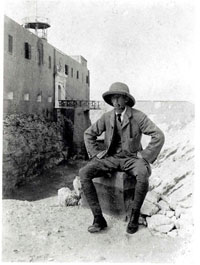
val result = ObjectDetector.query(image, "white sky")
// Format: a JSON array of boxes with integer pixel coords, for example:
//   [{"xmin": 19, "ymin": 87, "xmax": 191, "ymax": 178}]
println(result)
[{"xmin": 3, "ymin": 0, "xmax": 197, "ymax": 102}]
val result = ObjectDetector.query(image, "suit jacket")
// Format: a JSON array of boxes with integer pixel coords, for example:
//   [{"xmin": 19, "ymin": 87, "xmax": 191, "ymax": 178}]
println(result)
[{"xmin": 84, "ymin": 106, "xmax": 165, "ymax": 164}]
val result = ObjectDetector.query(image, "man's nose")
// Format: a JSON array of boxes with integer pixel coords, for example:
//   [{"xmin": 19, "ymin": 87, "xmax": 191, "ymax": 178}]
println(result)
[{"xmin": 113, "ymin": 98, "xmax": 119, "ymax": 105}]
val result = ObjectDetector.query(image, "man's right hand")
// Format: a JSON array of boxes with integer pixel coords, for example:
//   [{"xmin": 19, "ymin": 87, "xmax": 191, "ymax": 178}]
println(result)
[{"xmin": 96, "ymin": 150, "xmax": 108, "ymax": 159}]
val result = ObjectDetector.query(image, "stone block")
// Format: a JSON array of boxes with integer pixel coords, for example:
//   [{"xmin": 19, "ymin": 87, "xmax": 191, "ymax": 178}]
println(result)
[
  {"xmin": 146, "ymin": 214, "xmax": 175, "ymax": 234},
  {"xmin": 140, "ymin": 200, "xmax": 160, "ymax": 216},
  {"xmin": 158, "ymin": 199, "xmax": 170, "ymax": 211},
  {"xmin": 166, "ymin": 210, "xmax": 175, "ymax": 218},
  {"xmin": 167, "ymin": 229, "xmax": 178, "ymax": 238},
  {"xmin": 145, "ymin": 190, "xmax": 161, "ymax": 204},
  {"xmin": 81, "ymin": 172, "xmax": 136, "ymax": 218}
]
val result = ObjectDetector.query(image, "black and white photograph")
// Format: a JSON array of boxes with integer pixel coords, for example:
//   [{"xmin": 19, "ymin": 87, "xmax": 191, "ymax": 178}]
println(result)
[{"xmin": 1, "ymin": 0, "xmax": 199, "ymax": 263}]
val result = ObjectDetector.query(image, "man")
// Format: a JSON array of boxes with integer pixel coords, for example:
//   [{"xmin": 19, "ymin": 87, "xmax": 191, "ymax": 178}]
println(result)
[{"xmin": 79, "ymin": 82, "xmax": 165, "ymax": 234}]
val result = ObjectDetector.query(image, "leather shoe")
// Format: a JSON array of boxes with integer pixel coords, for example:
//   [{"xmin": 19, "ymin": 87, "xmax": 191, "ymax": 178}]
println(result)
[
  {"xmin": 88, "ymin": 215, "xmax": 107, "ymax": 233},
  {"xmin": 126, "ymin": 209, "xmax": 140, "ymax": 234}
]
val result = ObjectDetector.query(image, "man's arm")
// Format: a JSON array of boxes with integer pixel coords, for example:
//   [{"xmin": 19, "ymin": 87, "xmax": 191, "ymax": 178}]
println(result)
[
  {"xmin": 135, "ymin": 111, "xmax": 165, "ymax": 164},
  {"xmin": 84, "ymin": 114, "xmax": 106, "ymax": 159}
]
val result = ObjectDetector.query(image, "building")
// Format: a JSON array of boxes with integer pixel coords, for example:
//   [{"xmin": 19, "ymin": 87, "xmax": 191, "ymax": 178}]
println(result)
[{"xmin": 4, "ymin": 15, "xmax": 94, "ymax": 155}]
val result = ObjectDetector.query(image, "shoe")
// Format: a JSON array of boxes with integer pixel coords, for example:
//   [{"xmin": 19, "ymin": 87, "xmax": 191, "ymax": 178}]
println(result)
[
  {"xmin": 126, "ymin": 209, "xmax": 140, "ymax": 234},
  {"xmin": 88, "ymin": 215, "xmax": 107, "ymax": 233}
]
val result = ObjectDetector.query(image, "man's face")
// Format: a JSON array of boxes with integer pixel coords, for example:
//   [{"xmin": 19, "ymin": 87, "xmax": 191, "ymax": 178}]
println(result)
[{"xmin": 111, "ymin": 95, "xmax": 128, "ymax": 113}]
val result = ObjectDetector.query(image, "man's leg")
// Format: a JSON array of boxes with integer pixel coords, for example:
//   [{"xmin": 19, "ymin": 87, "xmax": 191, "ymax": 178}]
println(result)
[
  {"xmin": 79, "ymin": 157, "xmax": 119, "ymax": 232},
  {"xmin": 124, "ymin": 157, "xmax": 151, "ymax": 233}
]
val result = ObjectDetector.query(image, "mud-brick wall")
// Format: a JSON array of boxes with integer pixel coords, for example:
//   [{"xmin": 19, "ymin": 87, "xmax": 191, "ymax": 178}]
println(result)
[{"xmin": 3, "ymin": 113, "xmax": 70, "ymax": 196}]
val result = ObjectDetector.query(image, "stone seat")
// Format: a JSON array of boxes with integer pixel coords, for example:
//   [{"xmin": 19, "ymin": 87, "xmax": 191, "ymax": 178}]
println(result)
[{"xmin": 81, "ymin": 171, "xmax": 136, "ymax": 219}]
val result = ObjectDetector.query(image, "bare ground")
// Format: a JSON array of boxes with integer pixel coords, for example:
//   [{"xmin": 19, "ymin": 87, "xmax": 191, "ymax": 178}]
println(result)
[{"xmin": 2, "ymin": 160, "xmax": 193, "ymax": 263}]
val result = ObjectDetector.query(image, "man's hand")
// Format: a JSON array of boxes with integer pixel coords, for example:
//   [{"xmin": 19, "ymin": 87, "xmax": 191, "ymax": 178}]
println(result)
[
  {"xmin": 137, "ymin": 151, "xmax": 143, "ymax": 159},
  {"xmin": 96, "ymin": 150, "xmax": 108, "ymax": 159}
]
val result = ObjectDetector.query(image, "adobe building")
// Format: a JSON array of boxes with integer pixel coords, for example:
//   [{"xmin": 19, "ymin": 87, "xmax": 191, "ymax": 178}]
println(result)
[{"xmin": 4, "ymin": 15, "xmax": 93, "ymax": 155}]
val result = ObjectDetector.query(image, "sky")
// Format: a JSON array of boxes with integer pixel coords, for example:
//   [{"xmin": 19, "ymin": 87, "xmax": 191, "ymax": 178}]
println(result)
[{"xmin": 3, "ymin": 0, "xmax": 197, "ymax": 102}]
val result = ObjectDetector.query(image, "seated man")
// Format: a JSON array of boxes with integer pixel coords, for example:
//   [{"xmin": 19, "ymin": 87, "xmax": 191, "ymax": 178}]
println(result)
[{"xmin": 79, "ymin": 82, "xmax": 165, "ymax": 234}]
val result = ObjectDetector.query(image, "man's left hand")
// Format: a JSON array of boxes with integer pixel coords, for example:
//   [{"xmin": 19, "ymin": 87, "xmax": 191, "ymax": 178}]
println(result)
[{"xmin": 137, "ymin": 152, "xmax": 143, "ymax": 159}]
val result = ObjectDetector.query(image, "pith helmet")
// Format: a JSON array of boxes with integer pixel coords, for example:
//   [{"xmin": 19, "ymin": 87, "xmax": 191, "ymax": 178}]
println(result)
[{"xmin": 102, "ymin": 82, "xmax": 136, "ymax": 107}]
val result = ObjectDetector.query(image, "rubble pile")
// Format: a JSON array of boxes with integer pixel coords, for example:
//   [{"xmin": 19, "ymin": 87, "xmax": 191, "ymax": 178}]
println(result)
[
  {"xmin": 57, "ymin": 176, "xmax": 82, "ymax": 206},
  {"xmin": 3, "ymin": 114, "xmax": 68, "ymax": 196},
  {"xmin": 58, "ymin": 187, "xmax": 80, "ymax": 206},
  {"xmin": 141, "ymin": 120, "xmax": 194, "ymax": 237}
]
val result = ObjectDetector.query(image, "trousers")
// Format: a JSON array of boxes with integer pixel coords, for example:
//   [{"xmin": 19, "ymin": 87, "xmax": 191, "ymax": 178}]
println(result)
[{"xmin": 79, "ymin": 153, "xmax": 152, "ymax": 216}]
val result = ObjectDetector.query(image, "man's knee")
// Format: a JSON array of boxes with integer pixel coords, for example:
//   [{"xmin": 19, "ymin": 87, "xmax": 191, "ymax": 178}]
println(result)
[
  {"xmin": 79, "ymin": 163, "xmax": 97, "ymax": 183},
  {"xmin": 79, "ymin": 165, "xmax": 89, "ymax": 183},
  {"xmin": 129, "ymin": 160, "xmax": 151, "ymax": 182}
]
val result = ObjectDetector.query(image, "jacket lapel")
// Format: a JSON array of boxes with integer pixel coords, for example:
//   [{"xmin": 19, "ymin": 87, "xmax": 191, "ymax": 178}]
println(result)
[
  {"xmin": 122, "ymin": 106, "xmax": 132, "ymax": 129},
  {"xmin": 110, "ymin": 109, "xmax": 115, "ymax": 128}
]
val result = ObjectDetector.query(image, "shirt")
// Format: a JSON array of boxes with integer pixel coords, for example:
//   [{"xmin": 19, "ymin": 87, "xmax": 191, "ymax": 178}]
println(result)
[{"xmin": 115, "ymin": 107, "xmax": 127, "ymax": 123}]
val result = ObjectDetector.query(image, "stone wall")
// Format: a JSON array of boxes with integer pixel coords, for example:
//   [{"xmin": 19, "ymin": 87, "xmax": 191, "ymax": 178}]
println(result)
[{"xmin": 3, "ymin": 113, "xmax": 70, "ymax": 196}]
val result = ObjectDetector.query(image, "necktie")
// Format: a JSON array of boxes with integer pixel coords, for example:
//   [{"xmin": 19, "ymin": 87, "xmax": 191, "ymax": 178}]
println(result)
[{"xmin": 117, "ymin": 113, "xmax": 122, "ymax": 123}]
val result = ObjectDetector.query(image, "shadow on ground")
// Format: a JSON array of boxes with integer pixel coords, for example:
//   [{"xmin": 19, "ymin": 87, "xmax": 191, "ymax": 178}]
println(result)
[{"xmin": 3, "ymin": 160, "xmax": 87, "ymax": 202}]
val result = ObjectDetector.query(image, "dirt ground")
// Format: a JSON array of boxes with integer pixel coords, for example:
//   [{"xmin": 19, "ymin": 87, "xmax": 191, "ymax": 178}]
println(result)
[{"xmin": 2, "ymin": 160, "xmax": 194, "ymax": 263}]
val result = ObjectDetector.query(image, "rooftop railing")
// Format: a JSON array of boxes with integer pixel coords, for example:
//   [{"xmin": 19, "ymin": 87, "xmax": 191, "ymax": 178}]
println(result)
[{"xmin": 58, "ymin": 100, "xmax": 101, "ymax": 109}]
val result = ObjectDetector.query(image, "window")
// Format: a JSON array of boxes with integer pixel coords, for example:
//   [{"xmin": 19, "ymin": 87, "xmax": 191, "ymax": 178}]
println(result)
[
  {"xmin": 8, "ymin": 35, "xmax": 13, "ymax": 54},
  {"xmin": 7, "ymin": 92, "xmax": 13, "ymax": 100},
  {"xmin": 71, "ymin": 68, "xmax": 73, "ymax": 77},
  {"xmin": 38, "ymin": 41, "xmax": 44, "ymax": 65},
  {"xmin": 65, "ymin": 64, "xmax": 69, "ymax": 75},
  {"xmin": 86, "ymin": 71, "xmax": 90, "ymax": 85},
  {"xmin": 48, "ymin": 56, "xmax": 51, "ymax": 69},
  {"xmin": 37, "ymin": 94, "xmax": 42, "ymax": 102},
  {"xmin": 24, "ymin": 42, "xmax": 31, "ymax": 59},
  {"xmin": 58, "ymin": 85, "xmax": 62, "ymax": 100},
  {"xmin": 77, "ymin": 70, "xmax": 79, "ymax": 79},
  {"xmin": 24, "ymin": 93, "xmax": 29, "ymax": 101},
  {"xmin": 48, "ymin": 96, "xmax": 52, "ymax": 103}
]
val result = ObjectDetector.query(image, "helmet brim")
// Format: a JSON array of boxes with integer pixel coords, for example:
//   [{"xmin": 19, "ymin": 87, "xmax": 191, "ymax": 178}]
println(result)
[{"xmin": 102, "ymin": 91, "xmax": 135, "ymax": 107}]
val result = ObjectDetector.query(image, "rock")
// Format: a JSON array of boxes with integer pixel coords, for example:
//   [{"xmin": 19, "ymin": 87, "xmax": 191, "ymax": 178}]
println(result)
[
  {"xmin": 145, "ymin": 190, "xmax": 161, "ymax": 204},
  {"xmin": 73, "ymin": 176, "xmax": 82, "ymax": 197},
  {"xmin": 167, "ymin": 229, "xmax": 178, "ymax": 238},
  {"xmin": 166, "ymin": 210, "xmax": 175, "ymax": 218},
  {"xmin": 175, "ymin": 205, "xmax": 187, "ymax": 219},
  {"xmin": 149, "ymin": 176, "xmax": 162, "ymax": 190},
  {"xmin": 146, "ymin": 214, "xmax": 175, "ymax": 233},
  {"xmin": 171, "ymin": 216, "xmax": 176, "ymax": 222},
  {"xmin": 140, "ymin": 200, "xmax": 159, "ymax": 216},
  {"xmin": 153, "ymin": 157, "xmax": 193, "ymax": 198},
  {"xmin": 158, "ymin": 209, "xmax": 167, "ymax": 215},
  {"xmin": 157, "ymin": 200, "xmax": 170, "ymax": 211},
  {"xmin": 158, "ymin": 224, "xmax": 175, "ymax": 233},
  {"xmin": 174, "ymin": 219, "xmax": 180, "ymax": 229},
  {"xmin": 167, "ymin": 177, "xmax": 193, "ymax": 210},
  {"xmin": 179, "ymin": 196, "xmax": 193, "ymax": 209},
  {"xmin": 58, "ymin": 187, "xmax": 79, "ymax": 206}
]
